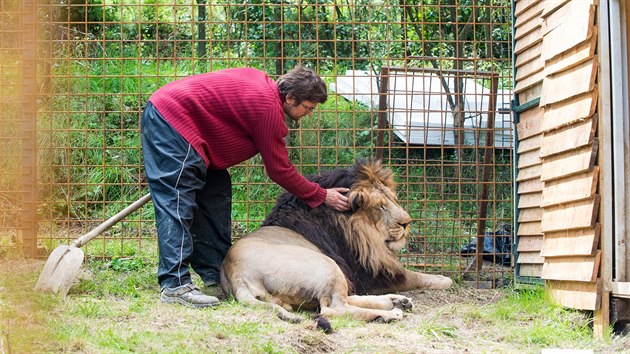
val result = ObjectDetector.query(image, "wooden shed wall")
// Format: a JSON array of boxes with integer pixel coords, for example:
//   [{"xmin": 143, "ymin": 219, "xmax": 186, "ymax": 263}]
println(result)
[{"xmin": 513, "ymin": 0, "xmax": 601, "ymax": 311}]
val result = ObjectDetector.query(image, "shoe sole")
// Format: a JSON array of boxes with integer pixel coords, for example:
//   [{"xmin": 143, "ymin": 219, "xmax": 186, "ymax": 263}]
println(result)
[{"xmin": 160, "ymin": 295, "xmax": 220, "ymax": 308}]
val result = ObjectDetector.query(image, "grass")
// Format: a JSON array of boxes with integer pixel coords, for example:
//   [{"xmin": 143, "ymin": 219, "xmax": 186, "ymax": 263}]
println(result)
[{"xmin": 1, "ymin": 253, "xmax": 626, "ymax": 353}]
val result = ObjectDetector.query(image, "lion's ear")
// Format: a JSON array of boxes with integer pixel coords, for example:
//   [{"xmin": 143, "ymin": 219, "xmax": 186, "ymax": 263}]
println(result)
[{"xmin": 348, "ymin": 190, "xmax": 363, "ymax": 211}]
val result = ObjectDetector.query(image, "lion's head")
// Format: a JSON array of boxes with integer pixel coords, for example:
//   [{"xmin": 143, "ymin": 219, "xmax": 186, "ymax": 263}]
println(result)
[
  {"xmin": 262, "ymin": 159, "xmax": 414, "ymax": 294},
  {"xmin": 345, "ymin": 160, "xmax": 412, "ymax": 278}
]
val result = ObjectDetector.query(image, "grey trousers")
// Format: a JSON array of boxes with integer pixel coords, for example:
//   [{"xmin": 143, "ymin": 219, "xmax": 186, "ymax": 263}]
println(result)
[{"xmin": 141, "ymin": 102, "xmax": 232, "ymax": 289}]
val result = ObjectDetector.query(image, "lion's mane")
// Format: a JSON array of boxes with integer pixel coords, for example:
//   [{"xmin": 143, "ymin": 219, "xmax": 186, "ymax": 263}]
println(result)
[{"xmin": 262, "ymin": 159, "xmax": 407, "ymax": 295}]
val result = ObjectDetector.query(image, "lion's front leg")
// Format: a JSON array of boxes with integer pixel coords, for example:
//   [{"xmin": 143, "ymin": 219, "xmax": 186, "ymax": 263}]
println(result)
[
  {"xmin": 399, "ymin": 269, "xmax": 453, "ymax": 291},
  {"xmin": 347, "ymin": 294, "xmax": 413, "ymax": 311}
]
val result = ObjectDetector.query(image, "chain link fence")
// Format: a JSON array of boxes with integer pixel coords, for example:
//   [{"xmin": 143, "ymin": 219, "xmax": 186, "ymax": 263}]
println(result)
[{"xmin": 1, "ymin": 0, "xmax": 513, "ymax": 287}]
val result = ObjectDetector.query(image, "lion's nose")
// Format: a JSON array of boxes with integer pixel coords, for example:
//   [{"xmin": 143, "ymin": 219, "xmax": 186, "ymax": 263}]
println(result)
[{"xmin": 399, "ymin": 222, "xmax": 409, "ymax": 229}]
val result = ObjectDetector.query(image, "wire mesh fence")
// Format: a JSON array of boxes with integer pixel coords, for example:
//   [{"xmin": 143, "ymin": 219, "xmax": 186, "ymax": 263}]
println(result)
[{"xmin": 1, "ymin": 0, "xmax": 513, "ymax": 287}]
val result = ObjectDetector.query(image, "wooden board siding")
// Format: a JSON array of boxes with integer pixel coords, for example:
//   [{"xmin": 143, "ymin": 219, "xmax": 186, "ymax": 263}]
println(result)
[
  {"xmin": 539, "ymin": 116, "xmax": 597, "ymax": 157},
  {"xmin": 541, "ymin": 224, "xmax": 600, "ymax": 257},
  {"xmin": 517, "ymin": 133, "xmax": 543, "ymax": 154},
  {"xmin": 539, "ymin": 141, "xmax": 598, "ymax": 181},
  {"xmin": 517, "ymin": 106, "xmax": 543, "ymax": 139},
  {"xmin": 541, "ymin": 196, "xmax": 600, "ymax": 233},
  {"xmin": 542, "ymin": 251, "xmax": 601, "ymax": 282},
  {"xmin": 514, "ymin": 0, "xmax": 601, "ymax": 312},
  {"xmin": 539, "ymin": 57, "xmax": 598, "ymax": 106},
  {"xmin": 540, "ymin": 167, "xmax": 599, "ymax": 207},
  {"xmin": 540, "ymin": 0, "xmax": 597, "ymax": 62},
  {"xmin": 514, "ymin": 0, "xmax": 547, "ymax": 281},
  {"xmin": 547, "ymin": 279, "xmax": 601, "ymax": 311},
  {"xmin": 541, "ymin": 90, "xmax": 598, "ymax": 132},
  {"xmin": 543, "ymin": 29, "xmax": 597, "ymax": 77}
]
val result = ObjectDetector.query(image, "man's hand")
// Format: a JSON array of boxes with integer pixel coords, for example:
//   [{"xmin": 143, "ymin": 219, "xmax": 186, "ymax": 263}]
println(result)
[{"xmin": 324, "ymin": 187, "xmax": 350, "ymax": 211}]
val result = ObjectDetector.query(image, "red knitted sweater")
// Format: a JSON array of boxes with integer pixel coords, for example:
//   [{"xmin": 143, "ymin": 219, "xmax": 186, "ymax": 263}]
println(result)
[{"xmin": 149, "ymin": 68, "xmax": 327, "ymax": 208}]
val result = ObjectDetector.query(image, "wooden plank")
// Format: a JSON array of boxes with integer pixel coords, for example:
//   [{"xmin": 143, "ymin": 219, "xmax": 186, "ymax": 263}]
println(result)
[
  {"xmin": 541, "ymin": 167, "xmax": 599, "ymax": 207},
  {"xmin": 540, "ymin": 58, "xmax": 597, "ymax": 106},
  {"xmin": 541, "ymin": 90, "xmax": 598, "ymax": 131},
  {"xmin": 518, "ymin": 178, "xmax": 544, "ymax": 194},
  {"xmin": 518, "ymin": 148, "xmax": 541, "ymax": 169},
  {"xmin": 612, "ymin": 282, "xmax": 630, "ymax": 298},
  {"xmin": 515, "ymin": 0, "xmax": 545, "ymax": 27},
  {"xmin": 516, "ymin": 236, "xmax": 542, "ymax": 252},
  {"xmin": 518, "ymin": 207, "xmax": 543, "ymax": 223},
  {"xmin": 516, "ymin": 55, "xmax": 543, "ymax": 81},
  {"xmin": 517, "ymin": 133, "xmax": 543, "ymax": 154},
  {"xmin": 518, "ymin": 251, "xmax": 544, "ymax": 264},
  {"xmin": 543, "ymin": 29, "xmax": 597, "ymax": 77},
  {"xmin": 541, "ymin": 2, "xmax": 596, "ymax": 62},
  {"xmin": 541, "ymin": 224, "xmax": 600, "ymax": 257},
  {"xmin": 517, "ymin": 164, "xmax": 542, "ymax": 182},
  {"xmin": 540, "ymin": 116, "xmax": 597, "ymax": 157},
  {"xmin": 519, "ymin": 263, "xmax": 542, "ymax": 277},
  {"xmin": 542, "ymin": 250, "xmax": 601, "ymax": 282},
  {"xmin": 516, "ymin": 41, "xmax": 542, "ymax": 67},
  {"xmin": 515, "ymin": 27, "xmax": 543, "ymax": 55},
  {"xmin": 516, "ymin": 235, "xmax": 543, "ymax": 252},
  {"xmin": 541, "ymin": 0, "xmax": 595, "ymax": 33},
  {"xmin": 541, "ymin": 0, "xmax": 572, "ymax": 18},
  {"xmin": 514, "ymin": 68, "xmax": 545, "ymax": 94},
  {"xmin": 515, "ymin": 14, "xmax": 542, "ymax": 41},
  {"xmin": 518, "ymin": 192, "xmax": 542, "ymax": 209},
  {"xmin": 541, "ymin": 1, "xmax": 570, "ymax": 33},
  {"xmin": 541, "ymin": 195, "xmax": 600, "ymax": 233},
  {"xmin": 540, "ymin": 141, "xmax": 597, "ymax": 182},
  {"xmin": 515, "ymin": 0, "xmax": 542, "ymax": 17},
  {"xmin": 594, "ymin": 291, "xmax": 609, "ymax": 338},
  {"xmin": 547, "ymin": 279, "xmax": 600, "ymax": 311},
  {"xmin": 516, "ymin": 106, "xmax": 543, "ymax": 139},
  {"xmin": 517, "ymin": 84, "xmax": 543, "ymax": 106},
  {"xmin": 517, "ymin": 221, "xmax": 542, "ymax": 236}
]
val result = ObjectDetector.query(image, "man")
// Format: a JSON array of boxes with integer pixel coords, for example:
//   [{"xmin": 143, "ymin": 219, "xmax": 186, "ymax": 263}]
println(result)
[{"xmin": 141, "ymin": 66, "xmax": 350, "ymax": 308}]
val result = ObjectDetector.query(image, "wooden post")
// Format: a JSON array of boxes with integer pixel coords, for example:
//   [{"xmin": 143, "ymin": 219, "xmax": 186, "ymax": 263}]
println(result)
[
  {"xmin": 475, "ymin": 74, "xmax": 498, "ymax": 271},
  {"xmin": 21, "ymin": 0, "xmax": 39, "ymax": 256},
  {"xmin": 376, "ymin": 67, "xmax": 390, "ymax": 161}
]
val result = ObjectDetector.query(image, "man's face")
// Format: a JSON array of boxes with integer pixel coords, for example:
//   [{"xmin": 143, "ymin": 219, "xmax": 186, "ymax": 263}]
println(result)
[{"xmin": 283, "ymin": 97, "xmax": 317, "ymax": 121}]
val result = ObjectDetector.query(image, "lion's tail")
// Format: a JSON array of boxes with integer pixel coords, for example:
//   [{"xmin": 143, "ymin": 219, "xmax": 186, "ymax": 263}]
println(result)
[{"xmin": 312, "ymin": 315, "xmax": 333, "ymax": 334}]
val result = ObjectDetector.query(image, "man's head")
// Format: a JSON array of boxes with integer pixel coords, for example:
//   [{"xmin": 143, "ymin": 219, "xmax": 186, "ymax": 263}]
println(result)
[{"xmin": 277, "ymin": 66, "xmax": 327, "ymax": 120}]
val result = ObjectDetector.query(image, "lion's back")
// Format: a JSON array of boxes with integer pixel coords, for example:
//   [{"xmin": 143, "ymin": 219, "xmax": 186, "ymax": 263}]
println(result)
[{"xmin": 238, "ymin": 226, "xmax": 321, "ymax": 251}]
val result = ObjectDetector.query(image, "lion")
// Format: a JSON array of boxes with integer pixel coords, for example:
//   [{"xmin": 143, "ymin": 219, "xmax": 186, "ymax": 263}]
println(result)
[{"xmin": 220, "ymin": 159, "xmax": 452, "ymax": 328}]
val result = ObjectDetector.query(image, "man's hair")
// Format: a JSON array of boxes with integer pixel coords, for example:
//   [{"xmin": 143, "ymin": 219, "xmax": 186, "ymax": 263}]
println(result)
[{"xmin": 277, "ymin": 66, "xmax": 327, "ymax": 104}]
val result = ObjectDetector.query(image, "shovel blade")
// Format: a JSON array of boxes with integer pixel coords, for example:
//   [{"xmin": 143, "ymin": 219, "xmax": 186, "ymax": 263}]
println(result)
[{"xmin": 34, "ymin": 245, "xmax": 85, "ymax": 297}]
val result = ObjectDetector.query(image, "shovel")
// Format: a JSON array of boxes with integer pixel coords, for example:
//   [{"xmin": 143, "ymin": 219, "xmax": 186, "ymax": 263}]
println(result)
[{"xmin": 34, "ymin": 193, "xmax": 152, "ymax": 296}]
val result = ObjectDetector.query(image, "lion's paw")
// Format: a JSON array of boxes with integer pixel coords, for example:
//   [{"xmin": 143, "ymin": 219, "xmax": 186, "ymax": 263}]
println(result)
[
  {"xmin": 392, "ymin": 296, "xmax": 413, "ymax": 311},
  {"xmin": 386, "ymin": 294, "xmax": 413, "ymax": 311},
  {"xmin": 373, "ymin": 308, "xmax": 404, "ymax": 323},
  {"xmin": 390, "ymin": 308, "xmax": 404, "ymax": 321}
]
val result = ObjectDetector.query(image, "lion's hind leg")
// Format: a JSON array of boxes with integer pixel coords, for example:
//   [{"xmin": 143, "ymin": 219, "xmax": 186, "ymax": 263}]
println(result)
[
  {"xmin": 231, "ymin": 281, "xmax": 304, "ymax": 324},
  {"xmin": 347, "ymin": 294, "xmax": 413, "ymax": 311}
]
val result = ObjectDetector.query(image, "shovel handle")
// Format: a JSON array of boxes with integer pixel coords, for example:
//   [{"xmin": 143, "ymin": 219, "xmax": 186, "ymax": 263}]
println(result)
[{"xmin": 73, "ymin": 193, "xmax": 153, "ymax": 248}]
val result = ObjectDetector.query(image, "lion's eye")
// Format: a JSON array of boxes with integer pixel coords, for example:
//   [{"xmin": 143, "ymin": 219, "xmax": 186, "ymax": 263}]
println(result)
[{"xmin": 379, "ymin": 204, "xmax": 387, "ymax": 211}]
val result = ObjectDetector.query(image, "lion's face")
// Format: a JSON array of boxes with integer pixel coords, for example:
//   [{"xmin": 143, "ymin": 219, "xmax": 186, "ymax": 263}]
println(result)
[
  {"xmin": 350, "ymin": 184, "xmax": 412, "ymax": 252},
  {"xmin": 346, "ymin": 171, "xmax": 413, "ymax": 276}
]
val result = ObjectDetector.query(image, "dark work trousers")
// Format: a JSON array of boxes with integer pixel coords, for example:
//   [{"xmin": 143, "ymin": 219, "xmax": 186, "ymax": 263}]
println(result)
[{"xmin": 141, "ymin": 102, "xmax": 232, "ymax": 289}]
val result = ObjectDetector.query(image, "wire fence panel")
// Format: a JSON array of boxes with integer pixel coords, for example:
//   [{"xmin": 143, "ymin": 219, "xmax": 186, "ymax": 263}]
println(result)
[{"xmin": 1, "ymin": 1, "xmax": 513, "ymax": 287}]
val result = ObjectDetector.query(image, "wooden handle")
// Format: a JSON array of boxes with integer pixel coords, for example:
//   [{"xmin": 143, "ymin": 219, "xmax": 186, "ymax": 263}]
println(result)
[{"xmin": 73, "ymin": 193, "xmax": 152, "ymax": 248}]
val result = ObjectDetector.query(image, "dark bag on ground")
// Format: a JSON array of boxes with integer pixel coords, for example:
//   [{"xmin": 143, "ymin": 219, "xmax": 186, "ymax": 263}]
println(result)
[{"xmin": 460, "ymin": 226, "xmax": 512, "ymax": 266}]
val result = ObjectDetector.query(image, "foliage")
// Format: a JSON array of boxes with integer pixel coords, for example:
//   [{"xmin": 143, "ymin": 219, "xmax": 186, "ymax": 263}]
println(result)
[{"xmin": 37, "ymin": 1, "xmax": 513, "ymax": 271}]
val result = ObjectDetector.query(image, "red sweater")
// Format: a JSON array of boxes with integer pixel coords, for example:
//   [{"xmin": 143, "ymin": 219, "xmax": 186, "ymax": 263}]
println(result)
[{"xmin": 149, "ymin": 68, "xmax": 327, "ymax": 208}]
